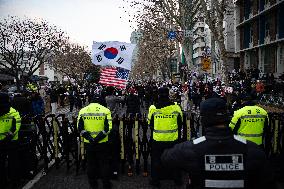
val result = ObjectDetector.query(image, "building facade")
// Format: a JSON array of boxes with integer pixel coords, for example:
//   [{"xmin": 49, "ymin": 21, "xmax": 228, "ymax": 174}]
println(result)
[
  {"xmin": 235, "ymin": 0, "xmax": 284, "ymax": 77},
  {"xmin": 130, "ymin": 30, "xmax": 142, "ymax": 66},
  {"xmin": 209, "ymin": 0, "xmax": 240, "ymax": 76},
  {"xmin": 193, "ymin": 17, "xmax": 206, "ymax": 67}
]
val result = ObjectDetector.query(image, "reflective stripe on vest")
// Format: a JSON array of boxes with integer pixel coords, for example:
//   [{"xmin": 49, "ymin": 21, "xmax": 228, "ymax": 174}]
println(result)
[
  {"xmin": 238, "ymin": 133, "xmax": 263, "ymax": 137},
  {"xmin": 205, "ymin": 179, "xmax": 244, "ymax": 188},
  {"xmin": 90, "ymin": 131, "xmax": 102, "ymax": 135},
  {"xmin": 240, "ymin": 115, "xmax": 267, "ymax": 119},
  {"xmin": 81, "ymin": 113, "xmax": 106, "ymax": 116},
  {"xmin": 172, "ymin": 111, "xmax": 181, "ymax": 115},
  {"xmin": 153, "ymin": 128, "xmax": 178, "ymax": 133}
]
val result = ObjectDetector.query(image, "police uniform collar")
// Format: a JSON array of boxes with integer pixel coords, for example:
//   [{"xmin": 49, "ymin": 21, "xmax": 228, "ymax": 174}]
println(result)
[{"xmin": 204, "ymin": 127, "xmax": 233, "ymax": 139}]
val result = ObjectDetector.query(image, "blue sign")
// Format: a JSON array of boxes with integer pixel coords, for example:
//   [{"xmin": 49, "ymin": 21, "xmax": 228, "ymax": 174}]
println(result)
[{"xmin": 168, "ymin": 31, "xmax": 176, "ymax": 40}]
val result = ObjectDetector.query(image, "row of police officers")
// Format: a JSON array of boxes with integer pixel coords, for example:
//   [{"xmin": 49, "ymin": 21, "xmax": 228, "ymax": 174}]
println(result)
[
  {"xmin": 76, "ymin": 87, "xmax": 274, "ymax": 189},
  {"xmin": 0, "ymin": 85, "xmax": 273, "ymax": 188}
]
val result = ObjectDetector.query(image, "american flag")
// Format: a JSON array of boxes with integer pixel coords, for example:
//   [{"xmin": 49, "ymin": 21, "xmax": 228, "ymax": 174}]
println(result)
[{"xmin": 99, "ymin": 67, "xmax": 130, "ymax": 89}]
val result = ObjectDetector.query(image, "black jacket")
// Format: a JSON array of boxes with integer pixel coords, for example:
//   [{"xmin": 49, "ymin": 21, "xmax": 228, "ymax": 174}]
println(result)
[
  {"xmin": 11, "ymin": 96, "xmax": 32, "ymax": 116},
  {"xmin": 161, "ymin": 127, "xmax": 275, "ymax": 189},
  {"xmin": 125, "ymin": 94, "xmax": 140, "ymax": 114}
]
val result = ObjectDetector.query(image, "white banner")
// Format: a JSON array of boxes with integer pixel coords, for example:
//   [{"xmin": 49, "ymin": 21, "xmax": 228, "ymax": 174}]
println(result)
[{"xmin": 92, "ymin": 41, "xmax": 136, "ymax": 70}]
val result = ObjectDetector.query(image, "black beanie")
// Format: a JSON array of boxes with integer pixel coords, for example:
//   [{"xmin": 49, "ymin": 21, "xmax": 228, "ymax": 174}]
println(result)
[
  {"xmin": 0, "ymin": 92, "xmax": 11, "ymax": 116},
  {"xmin": 200, "ymin": 98, "xmax": 227, "ymax": 127},
  {"xmin": 158, "ymin": 87, "xmax": 169, "ymax": 98}
]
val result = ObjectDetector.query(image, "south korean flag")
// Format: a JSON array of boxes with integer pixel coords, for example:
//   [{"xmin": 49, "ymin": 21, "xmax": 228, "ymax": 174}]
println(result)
[{"xmin": 92, "ymin": 41, "xmax": 136, "ymax": 71}]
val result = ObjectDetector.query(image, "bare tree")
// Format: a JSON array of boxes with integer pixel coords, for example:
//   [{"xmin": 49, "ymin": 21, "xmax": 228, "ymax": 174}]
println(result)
[
  {"xmin": 157, "ymin": 0, "xmax": 201, "ymax": 69},
  {"xmin": 51, "ymin": 42, "xmax": 93, "ymax": 85},
  {"xmin": 123, "ymin": 0, "xmax": 180, "ymax": 80},
  {"xmin": 0, "ymin": 16, "xmax": 67, "ymax": 89},
  {"xmin": 200, "ymin": 0, "xmax": 234, "ymax": 83}
]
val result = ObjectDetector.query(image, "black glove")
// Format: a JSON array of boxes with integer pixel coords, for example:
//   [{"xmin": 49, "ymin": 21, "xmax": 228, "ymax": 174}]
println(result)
[
  {"xmin": 82, "ymin": 131, "xmax": 96, "ymax": 143},
  {"xmin": 92, "ymin": 132, "xmax": 105, "ymax": 144},
  {"xmin": 3, "ymin": 132, "xmax": 14, "ymax": 142}
]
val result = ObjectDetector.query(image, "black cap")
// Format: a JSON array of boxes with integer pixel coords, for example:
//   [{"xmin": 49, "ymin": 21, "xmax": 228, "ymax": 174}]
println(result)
[
  {"xmin": 158, "ymin": 87, "xmax": 169, "ymax": 97},
  {"xmin": 0, "ymin": 92, "xmax": 10, "ymax": 115},
  {"xmin": 240, "ymin": 93, "xmax": 252, "ymax": 101},
  {"xmin": 106, "ymin": 86, "xmax": 115, "ymax": 95},
  {"xmin": 200, "ymin": 98, "xmax": 228, "ymax": 128},
  {"xmin": 0, "ymin": 92, "xmax": 9, "ymax": 104},
  {"xmin": 90, "ymin": 94, "xmax": 102, "ymax": 103},
  {"xmin": 200, "ymin": 98, "xmax": 227, "ymax": 116}
]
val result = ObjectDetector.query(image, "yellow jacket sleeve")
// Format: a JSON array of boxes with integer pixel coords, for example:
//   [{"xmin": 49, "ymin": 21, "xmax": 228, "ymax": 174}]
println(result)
[
  {"xmin": 229, "ymin": 110, "xmax": 241, "ymax": 130},
  {"xmin": 148, "ymin": 105, "xmax": 156, "ymax": 124},
  {"xmin": 11, "ymin": 108, "xmax": 21, "ymax": 140},
  {"xmin": 106, "ymin": 109, "xmax": 112, "ymax": 134}
]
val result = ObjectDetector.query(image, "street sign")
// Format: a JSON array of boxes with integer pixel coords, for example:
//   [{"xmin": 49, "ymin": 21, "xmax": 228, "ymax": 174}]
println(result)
[
  {"xmin": 184, "ymin": 30, "xmax": 193, "ymax": 38},
  {"xmin": 168, "ymin": 31, "xmax": 176, "ymax": 40},
  {"xmin": 202, "ymin": 58, "xmax": 211, "ymax": 71}
]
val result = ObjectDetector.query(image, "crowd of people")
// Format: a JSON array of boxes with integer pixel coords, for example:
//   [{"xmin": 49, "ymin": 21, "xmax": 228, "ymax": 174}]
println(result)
[{"xmin": 0, "ymin": 68, "xmax": 284, "ymax": 189}]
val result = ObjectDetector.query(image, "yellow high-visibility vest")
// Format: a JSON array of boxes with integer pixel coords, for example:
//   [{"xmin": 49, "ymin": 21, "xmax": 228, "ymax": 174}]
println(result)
[
  {"xmin": 148, "ymin": 103, "xmax": 182, "ymax": 142},
  {"xmin": 0, "ymin": 107, "xmax": 21, "ymax": 141},
  {"xmin": 77, "ymin": 103, "xmax": 112, "ymax": 143},
  {"xmin": 229, "ymin": 105, "xmax": 268, "ymax": 145}
]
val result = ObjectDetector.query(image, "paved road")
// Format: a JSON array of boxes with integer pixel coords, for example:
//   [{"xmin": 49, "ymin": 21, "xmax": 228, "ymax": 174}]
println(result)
[
  {"xmin": 22, "ymin": 103, "xmax": 284, "ymax": 189},
  {"xmin": 30, "ymin": 165, "xmax": 186, "ymax": 189},
  {"xmin": 25, "ymin": 103, "xmax": 189, "ymax": 189}
]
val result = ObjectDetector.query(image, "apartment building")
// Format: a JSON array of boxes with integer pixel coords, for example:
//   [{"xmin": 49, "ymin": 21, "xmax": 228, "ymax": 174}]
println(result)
[
  {"xmin": 130, "ymin": 30, "xmax": 142, "ymax": 66},
  {"xmin": 234, "ymin": 0, "xmax": 284, "ymax": 76},
  {"xmin": 193, "ymin": 17, "xmax": 206, "ymax": 67}
]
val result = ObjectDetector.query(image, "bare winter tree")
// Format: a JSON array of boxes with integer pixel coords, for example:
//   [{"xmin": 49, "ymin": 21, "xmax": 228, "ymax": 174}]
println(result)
[
  {"xmin": 200, "ymin": 0, "xmax": 235, "ymax": 83},
  {"xmin": 51, "ymin": 42, "xmax": 93, "ymax": 85},
  {"xmin": 123, "ymin": 0, "xmax": 178, "ymax": 80},
  {"xmin": 156, "ymin": 0, "xmax": 201, "ymax": 69},
  {"xmin": 0, "ymin": 16, "xmax": 67, "ymax": 89}
]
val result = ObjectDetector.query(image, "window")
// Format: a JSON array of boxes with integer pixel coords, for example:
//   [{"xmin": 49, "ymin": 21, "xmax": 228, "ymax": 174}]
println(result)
[
  {"xmin": 265, "ymin": 19, "xmax": 270, "ymax": 37},
  {"xmin": 263, "ymin": 46, "xmax": 275, "ymax": 73},
  {"xmin": 200, "ymin": 27, "xmax": 204, "ymax": 32}
]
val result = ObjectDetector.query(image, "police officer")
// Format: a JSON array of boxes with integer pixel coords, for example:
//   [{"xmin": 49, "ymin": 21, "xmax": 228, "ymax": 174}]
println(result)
[
  {"xmin": 148, "ymin": 87, "xmax": 183, "ymax": 187},
  {"xmin": 77, "ymin": 95, "xmax": 112, "ymax": 189},
  {"xmin": 229, "ymin": 94, "xmax": 269, "ymax": 146},
  {"xmin": 0, "ymin": 92, "xmax": 21, "ymax": 188},
  {"xmin": 161, "ymin": 98, "xmax": 274, "ymax": 189}
]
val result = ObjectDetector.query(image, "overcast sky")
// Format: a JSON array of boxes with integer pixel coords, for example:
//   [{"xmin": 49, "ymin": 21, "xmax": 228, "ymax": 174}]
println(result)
[{"xmin": 0, "ymin": 0, "xmax": 134, "ymax": 49}]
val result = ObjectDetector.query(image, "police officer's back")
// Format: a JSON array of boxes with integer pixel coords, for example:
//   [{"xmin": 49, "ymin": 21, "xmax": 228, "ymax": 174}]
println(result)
[
  {"xmin": 229, "ymin": 95, "xmax": 269, "ymax": 146},
  {"xmin": 148, "ymin": 87, "xmax": 183, "ymax": 187},
  {"xmin": 0, "ymin": 92, "xmax": 22, "ymax": 188},
  {"xmin": 77, "ymin": 95, "xmax": 112, "ymax": 189},
  {"xmin": 161, "ymin": 98, "xmax": 274, "ymax": 189}
]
